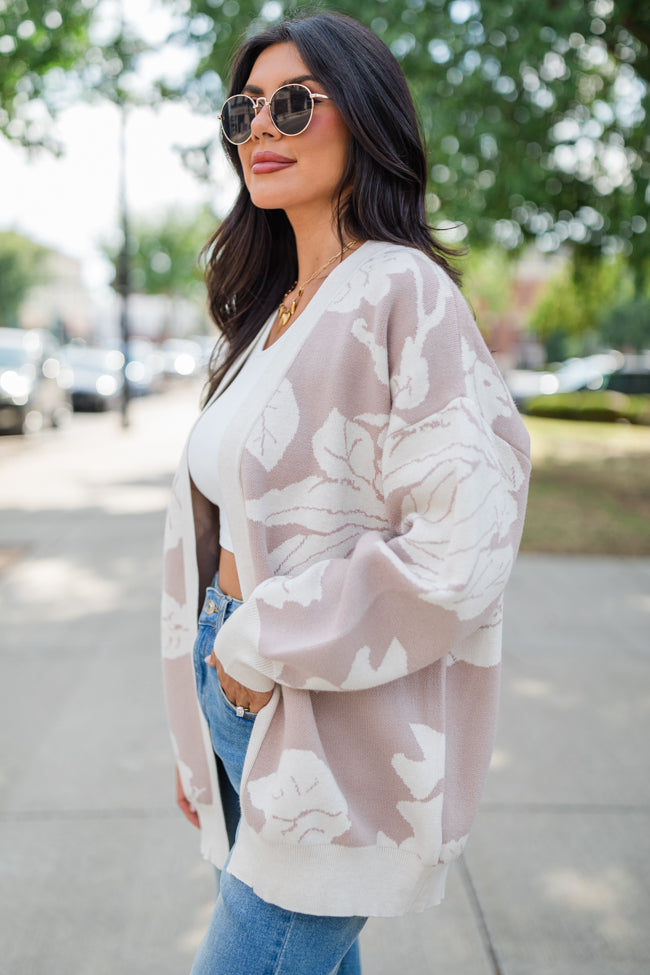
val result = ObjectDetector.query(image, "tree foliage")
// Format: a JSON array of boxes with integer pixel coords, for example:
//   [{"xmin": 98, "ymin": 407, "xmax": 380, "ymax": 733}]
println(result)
[
  {"xmin": 462, "ymin": 245, "xmax": 514, "ymax": 334},
  {"xmin": 0, "ymin": 232, "xmax": 49, "ymax": 326},
  {"xmin": 102, "ymin": 206, "xmax": 217, "ymax": 300},
  {"xmin": 0, "ymin": 0, "xmax": 93, "ymax": 148},
  {"xmin": 0, "ymin": 0, "xmax": 168, "ymax": 148},
  {"xmin": 528, "ymin": 252, "xmax": 632, "ymax": 357},
  {"xmin": 2, "ymin": 1, "xmax": 648, "ymax": 285},
  {"xmin": 172, "ymin": 0, "xmax": 649, "ymax": 280},
  {"xmin": 599, "ymin": 298, "xmax": 650, "ymax": 353}
]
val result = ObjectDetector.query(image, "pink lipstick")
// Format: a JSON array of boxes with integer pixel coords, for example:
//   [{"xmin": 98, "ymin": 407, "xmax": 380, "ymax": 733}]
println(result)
[{"xmin": 251, "ymin": 151, "xmax": 296, "ymax": 174}]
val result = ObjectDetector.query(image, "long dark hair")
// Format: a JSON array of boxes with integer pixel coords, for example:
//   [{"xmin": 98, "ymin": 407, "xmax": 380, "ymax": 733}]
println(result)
[{"xmin": 203, "ymin": 10, "xmax": 462, "ymax": 402}]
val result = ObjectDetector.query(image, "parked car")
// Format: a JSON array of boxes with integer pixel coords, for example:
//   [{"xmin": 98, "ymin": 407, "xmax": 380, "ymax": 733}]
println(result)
[
  {"xmin": 503, "ymin": 367, "xmax": 562, "ymax": 407},
  {"xmin": 61, "ymin": 346, "xmax": 125, "ymax": 412},
  {"xmin": 125, "ymin": 339, "xmax": 165, "ymax": 397},
  {"xmin": 553, "ymin": 352, "xmax": 627, "ymax": 393},
  {"xmin": 0, "ymin": 328, "xmax": 72, "ymax": 434},
  {"xmin": 505, "ymin": 352, "xmax": 627, "ymax": 410},
  {"xmin": 603, "ymin": 353, "xmax": 650, "ymax": 394}
]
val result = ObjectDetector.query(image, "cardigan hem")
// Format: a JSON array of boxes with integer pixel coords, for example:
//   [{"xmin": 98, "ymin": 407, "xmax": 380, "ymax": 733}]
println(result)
[
  {"xmin": 197, "ymin": 801, "xmax": 230, "ymax": 868},
  {"xmin": 224, "ymin": 819, "xmax": 450, "ymax": 917}
]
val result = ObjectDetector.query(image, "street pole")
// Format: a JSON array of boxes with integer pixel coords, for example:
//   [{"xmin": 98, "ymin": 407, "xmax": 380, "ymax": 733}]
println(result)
[
  {"xmin": 115, "ymin": 0, "xmax": 131, "ymax": 430},
  {"xmin": 116, "ymin": 96, "xmax": 131, "ymax": 429}
]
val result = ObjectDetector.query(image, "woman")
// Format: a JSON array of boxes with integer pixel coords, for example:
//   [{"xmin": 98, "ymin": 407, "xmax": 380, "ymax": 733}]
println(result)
[{"xmin": 162, "ymin": 11, "xmax": 530, "ymax": 974}]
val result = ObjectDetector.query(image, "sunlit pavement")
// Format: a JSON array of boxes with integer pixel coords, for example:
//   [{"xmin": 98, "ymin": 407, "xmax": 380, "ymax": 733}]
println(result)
[{"xmin": 1, "ymin": 382, "xmax": 649, "ymax": 975}]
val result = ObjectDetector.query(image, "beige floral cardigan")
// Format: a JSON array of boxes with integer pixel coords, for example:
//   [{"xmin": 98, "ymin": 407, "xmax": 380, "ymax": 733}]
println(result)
[{"xmin": 162, "ymin": 241, "xmax": 530, "ymax": 917}]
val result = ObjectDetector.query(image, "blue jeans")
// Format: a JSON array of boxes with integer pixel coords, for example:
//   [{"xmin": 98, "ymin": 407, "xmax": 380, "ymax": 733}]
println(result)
[{"xmin": 191, "ymin": 579, "xmax": 366, "ymax": 975}]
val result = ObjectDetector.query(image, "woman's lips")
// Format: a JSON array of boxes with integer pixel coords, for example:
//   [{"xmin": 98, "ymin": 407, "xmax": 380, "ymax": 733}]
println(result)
[{"xmin": 251, "ymin": 151, "xmax": 296, "ymax": 174}]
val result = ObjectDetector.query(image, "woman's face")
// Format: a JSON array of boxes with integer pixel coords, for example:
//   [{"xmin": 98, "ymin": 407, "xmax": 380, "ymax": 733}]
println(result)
[{"xmin": 236, "ymin": 43, "xmax": 350, "ymax": 225}]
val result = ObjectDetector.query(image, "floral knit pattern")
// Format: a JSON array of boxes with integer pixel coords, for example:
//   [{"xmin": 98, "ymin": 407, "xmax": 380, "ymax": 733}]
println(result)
[{"xmin": 162, "ymin": 241, "xmax": 530, "ymax": 917}]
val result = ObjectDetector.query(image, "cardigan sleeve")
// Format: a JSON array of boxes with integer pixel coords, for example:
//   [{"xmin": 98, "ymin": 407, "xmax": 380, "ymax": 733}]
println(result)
[{"xmin": 211, "ymin": 254, "xmax": 531, "ymax": 694}]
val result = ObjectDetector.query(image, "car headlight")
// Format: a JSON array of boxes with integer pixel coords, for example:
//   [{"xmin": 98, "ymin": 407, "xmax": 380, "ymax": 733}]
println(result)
[
  {"xmin": 0, "ymin": 370, "xmax": 32, "ymax": 405},
  {"xmin": 96, "ymin": 374, "xmax": 119, "ymax": 396},
  {"xmin": 125, "ymin": 361, "xmax": 146, "ymax": 382},
  {"xmin": 42, "ymin": 357, "xmax": 60, "ymax": 379},
  {"xmin": 174, "ymin": 353, "xmax": 196, "ymax": 376}
]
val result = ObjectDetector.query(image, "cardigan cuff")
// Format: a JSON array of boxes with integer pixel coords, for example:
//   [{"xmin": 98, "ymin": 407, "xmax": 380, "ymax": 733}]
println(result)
[{"xmin": 212, "ymin": 597, "xmax": 278, "ymax": 693}]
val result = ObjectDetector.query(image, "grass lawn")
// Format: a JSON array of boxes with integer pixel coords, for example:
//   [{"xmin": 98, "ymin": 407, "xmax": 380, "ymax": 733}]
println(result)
[{"xmin": 520, "ymin": 417, "xmax": 650, "ymax": 556}]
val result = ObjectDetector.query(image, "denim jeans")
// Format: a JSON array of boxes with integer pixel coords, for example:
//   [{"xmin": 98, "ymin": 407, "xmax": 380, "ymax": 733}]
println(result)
[{"xmin": 190, "ymin": 578, "xmax": 366, "ymax": 975}]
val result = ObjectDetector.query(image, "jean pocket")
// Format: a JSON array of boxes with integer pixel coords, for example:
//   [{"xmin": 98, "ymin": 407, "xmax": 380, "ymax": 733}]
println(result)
[{"xmin": 217, "ymin": 679, "xmax": 257, "ymax": 721}]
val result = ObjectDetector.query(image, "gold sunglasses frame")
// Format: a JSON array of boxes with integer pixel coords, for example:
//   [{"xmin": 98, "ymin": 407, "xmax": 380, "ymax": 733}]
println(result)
[{"xmin": 219, "ymin": 83, "xmax": 331, "ymax": 145}]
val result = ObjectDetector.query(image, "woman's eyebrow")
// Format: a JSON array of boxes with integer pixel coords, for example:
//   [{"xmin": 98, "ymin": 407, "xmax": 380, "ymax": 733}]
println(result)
[{"xmin": 242, "ymin": 74, "xmax": 318, "ymax": 94}]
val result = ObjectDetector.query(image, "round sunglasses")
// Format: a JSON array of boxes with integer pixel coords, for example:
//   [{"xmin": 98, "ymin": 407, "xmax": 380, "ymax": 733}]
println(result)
[{"xmin": 219, "ymin": 83, "xmax": 331, "ymax": 145}]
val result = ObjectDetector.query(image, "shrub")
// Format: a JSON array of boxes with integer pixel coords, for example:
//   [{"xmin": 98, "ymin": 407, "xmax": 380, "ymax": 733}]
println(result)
[
  {"xmin": 525, "ymin": 391, "xmax": 650, "ymax": 424},
  {"xmin": 627, "ymin": 396, "xmax": 650, "ymax": 425}
]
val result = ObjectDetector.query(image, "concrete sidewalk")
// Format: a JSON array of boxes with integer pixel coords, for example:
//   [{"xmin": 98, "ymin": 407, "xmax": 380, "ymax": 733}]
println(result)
[{"xmin": 1, "ymin": 383, "xmax": 648, "ymax": 975}]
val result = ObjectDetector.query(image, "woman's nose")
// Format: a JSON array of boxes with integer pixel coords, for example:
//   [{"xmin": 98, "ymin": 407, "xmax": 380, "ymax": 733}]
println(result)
[{"xmin": 250, "ymin": 100, "xmax": 277, "ymax": 139}]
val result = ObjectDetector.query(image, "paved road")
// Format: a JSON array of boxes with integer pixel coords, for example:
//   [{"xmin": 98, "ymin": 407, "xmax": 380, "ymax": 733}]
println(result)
[{"xmin": 1, "ymin": 383, "xmax": 648, "ymax": 974}]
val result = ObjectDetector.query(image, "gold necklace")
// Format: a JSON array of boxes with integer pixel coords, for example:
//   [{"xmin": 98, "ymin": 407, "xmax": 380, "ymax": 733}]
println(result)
[{"xmin": 277, "ymin": 243, "xmax": 354, "ymax": 332}]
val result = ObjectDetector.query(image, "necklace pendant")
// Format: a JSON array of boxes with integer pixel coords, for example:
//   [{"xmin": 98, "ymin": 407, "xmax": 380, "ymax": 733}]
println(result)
[
  {"xmin": 276, "ymin": 245, "xmax": 355, "ymax": 335},
  {"xmin": 278, "ymin": 298, "xmax": 297, "ymax": 331}
]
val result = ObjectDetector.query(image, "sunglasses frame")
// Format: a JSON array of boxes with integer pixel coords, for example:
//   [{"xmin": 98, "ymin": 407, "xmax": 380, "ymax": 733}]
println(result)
[{"xmin": 219, "ymin": 83, "xmax": 331, "ymax": 145}]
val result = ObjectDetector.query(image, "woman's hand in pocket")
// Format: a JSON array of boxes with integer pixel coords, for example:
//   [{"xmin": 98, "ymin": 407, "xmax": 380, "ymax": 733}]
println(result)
[{"xmin": 208, "ymin": 653, "xmax": 273, "ymax": 713}]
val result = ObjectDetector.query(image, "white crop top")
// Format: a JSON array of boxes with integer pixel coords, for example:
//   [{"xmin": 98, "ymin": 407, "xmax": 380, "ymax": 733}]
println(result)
[{"xmin": 188, "ymin": 314, "xmax": 289, "ymax": 553}]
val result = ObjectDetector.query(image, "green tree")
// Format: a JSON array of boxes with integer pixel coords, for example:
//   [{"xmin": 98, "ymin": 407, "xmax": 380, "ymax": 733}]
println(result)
[
  {"xmin": 102, "ymin": 206, "xmax": 217, "ymax": 301},
  {"xmin": 173, "ymin": 0, "xmax": 649, "ymax": 284},
  {"xmin": 0, "ymin": 0, "xmax": 94, "ymax": 148},
  {"xmin": 0, "ymin": 1, "xmax": 173, "ymax": 147},
  {"xmin": 462, "ymin": 245, "xmax": 514, "ymax": 338},
  {"xmin": 599, "ymin": 298, "xmax": 650, "ymax": 352},
  {"xmin": 529, "ymin": 252, "xmax": 632, "ymax": 359},
  {"xmin": 0, "ymin": 232, "xmax": 49, "ymax": 326}
]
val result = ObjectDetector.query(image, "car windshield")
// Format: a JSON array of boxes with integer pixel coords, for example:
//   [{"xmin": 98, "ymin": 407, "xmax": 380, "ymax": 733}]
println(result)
[{"xmin": 0, "ymin": 347, "xmax": 29, "ymax": 369}]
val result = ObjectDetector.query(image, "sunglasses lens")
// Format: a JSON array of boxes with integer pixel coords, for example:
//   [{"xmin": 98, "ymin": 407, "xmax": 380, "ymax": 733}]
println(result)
[
  {"xmin": 221, "ymin": 95, "xmax": 255, "ymax": 144},
  {"xmin": 270, "ymin": 85, "xmax": 313, "ymax": 136}
]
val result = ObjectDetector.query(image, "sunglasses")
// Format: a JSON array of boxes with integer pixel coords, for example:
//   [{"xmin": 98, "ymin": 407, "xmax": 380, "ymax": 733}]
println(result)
[{"xmin": 219, "ymin": 83, "xmax": 331, "ymax": 145}]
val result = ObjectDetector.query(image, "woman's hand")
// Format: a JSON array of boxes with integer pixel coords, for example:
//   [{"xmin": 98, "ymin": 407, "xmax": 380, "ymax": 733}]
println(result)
[
  {"xmin": 207, "ymin": 652, "xmax": 274, "ymax": 713},
  {"xmin": 176, "ymin": 767, "xmax": 200, "ymax": 829},
  {"xmin": 210, "ymin": 554, "xmax": 271, "ymax": 710}
]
